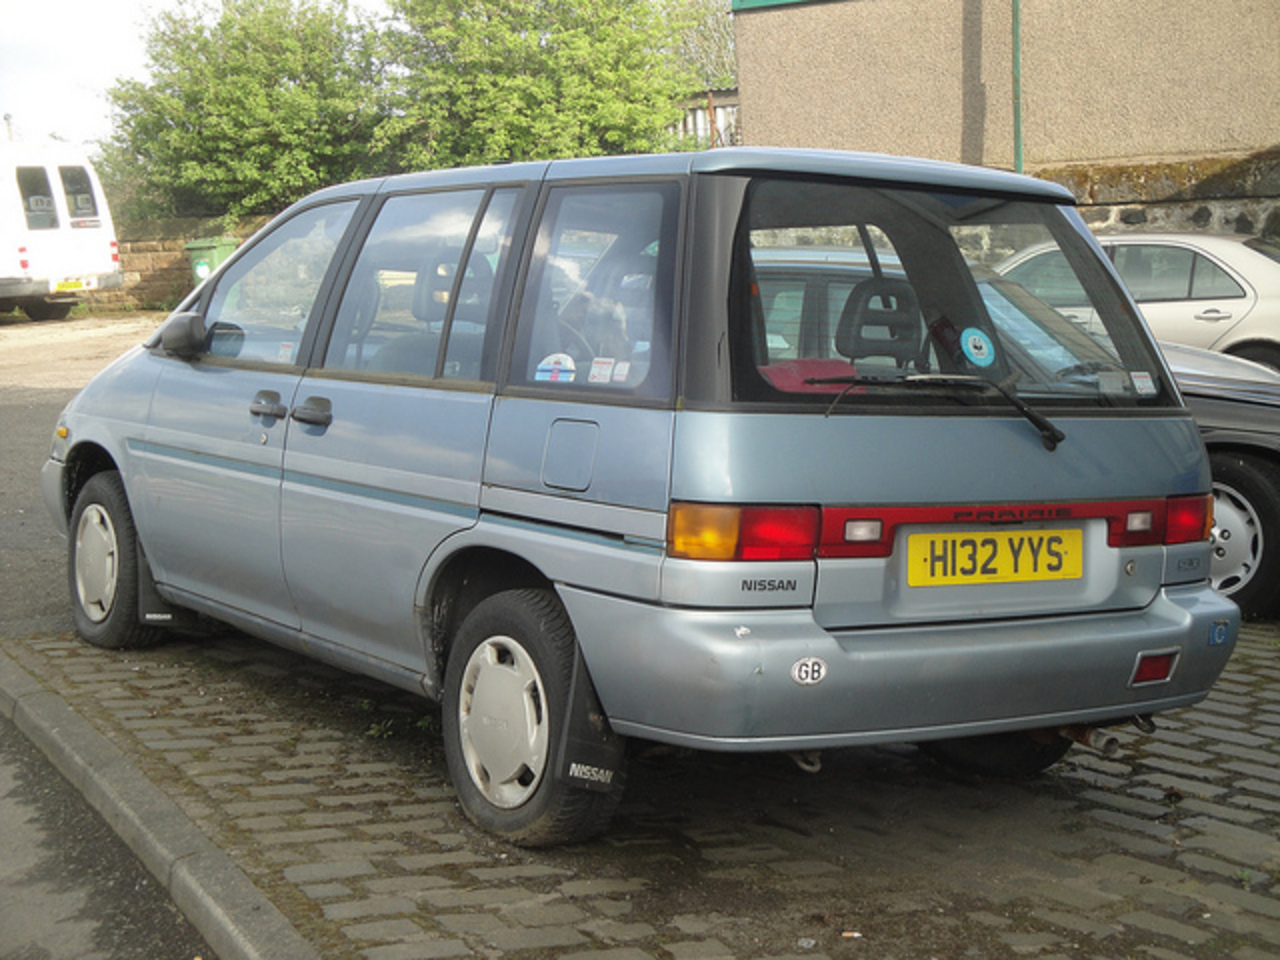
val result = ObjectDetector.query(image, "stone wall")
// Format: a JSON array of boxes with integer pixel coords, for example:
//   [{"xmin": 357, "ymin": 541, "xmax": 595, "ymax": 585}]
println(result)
[{"xmin": 88, "ymin": 217, "xmax": 263, "ymax": 311}]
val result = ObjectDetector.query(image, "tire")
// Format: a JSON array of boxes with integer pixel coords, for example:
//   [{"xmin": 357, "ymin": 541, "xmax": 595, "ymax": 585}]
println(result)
[
  {"xmin": 68, "ymin": 471, "xmax": 162, "ymax": 650},
  {"xmin": 1228, "ymin": 344, "xmax": 1280, "ymax": 372},
  {"xmin": 442, "ymin": 588, "xmax": 621, "ymax": 846},
  {"xmin": 1209, "ymin": 452, "xmax": 1280, "ymax": 619},
  {"xmin": 920, "ymin": 730, "xmax": 1072, "ymax": 778},
  {"xmin": 23, "ymin": 300, "xmax": 73, "ymax": 321}
]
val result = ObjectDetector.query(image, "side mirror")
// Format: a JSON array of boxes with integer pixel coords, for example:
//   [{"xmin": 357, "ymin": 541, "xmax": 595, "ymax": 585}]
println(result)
[{"xmin": 157, "ymin": 311, "xmax": 208, "ymax": 360}]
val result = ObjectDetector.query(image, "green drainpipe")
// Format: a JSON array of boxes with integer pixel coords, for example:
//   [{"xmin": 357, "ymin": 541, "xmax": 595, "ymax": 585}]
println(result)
[{"xmin": 1012, "ymin": 0, "xmax": 1023, "ymax": 173}]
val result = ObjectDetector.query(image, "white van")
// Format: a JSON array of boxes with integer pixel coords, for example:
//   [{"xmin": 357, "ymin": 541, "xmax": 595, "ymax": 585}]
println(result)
[{"xmin": 0, "ymin": 144, "xmax": 122, "ymax": 320}]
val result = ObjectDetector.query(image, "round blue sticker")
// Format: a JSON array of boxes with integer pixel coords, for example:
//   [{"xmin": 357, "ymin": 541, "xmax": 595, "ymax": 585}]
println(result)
[{"xmin": 960, "ymin": 327, "xmax": 995, "ymax": 368}]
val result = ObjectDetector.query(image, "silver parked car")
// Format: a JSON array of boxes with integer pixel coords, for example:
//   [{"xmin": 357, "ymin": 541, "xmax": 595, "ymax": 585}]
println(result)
[
  {"xmin": 1002, "ymin": 233, "xmax": 1280, "ymax": 368},
  {"xmin": 43, "ymin": 149, "xmax": 1237, "ymax": 845}
]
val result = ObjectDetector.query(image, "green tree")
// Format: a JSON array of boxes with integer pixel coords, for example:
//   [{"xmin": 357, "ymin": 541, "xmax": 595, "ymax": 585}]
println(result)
[
  {"xmin": 102, "ymin": 0, "xmax": 385, "ymax": 220},
  {"xmin": 659, "ymin": 0, "xmax": 736, "ymax": 92},
  {"xmin": 376, "ymin": 0, "xmax": 695, "ymax": 170}
]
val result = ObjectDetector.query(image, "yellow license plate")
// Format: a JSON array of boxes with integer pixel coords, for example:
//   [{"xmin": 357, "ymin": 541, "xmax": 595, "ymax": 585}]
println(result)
[
  {"xmin": 56, "ymin": 280, "xmax": 85, "ymax": 292},
  {"xmin": 907, "ymin": 529, "xmax": 1083, "ymax": 586}
]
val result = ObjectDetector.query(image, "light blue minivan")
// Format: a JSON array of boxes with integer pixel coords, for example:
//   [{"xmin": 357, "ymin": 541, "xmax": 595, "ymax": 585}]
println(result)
[{"xmin": 43, "ymin": 149, "xmax": 1239, "ymax": 844}]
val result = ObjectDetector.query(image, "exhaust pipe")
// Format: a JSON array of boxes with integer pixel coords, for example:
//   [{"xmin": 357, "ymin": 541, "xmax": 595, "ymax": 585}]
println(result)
[{"xmin": 1058, "ymin": 725, "xmax": 1120, "ymax": 757}]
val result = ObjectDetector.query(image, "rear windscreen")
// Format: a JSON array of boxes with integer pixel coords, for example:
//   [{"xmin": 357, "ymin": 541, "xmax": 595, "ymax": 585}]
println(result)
[
  {"xmin": 733, "ymin": 177, "xmax": 1176, "ymax": 410},
  {"xmin": 17, "ymin": 166, "xmax": 58, "ymax": 230},
  {"xmin": 59, "ymin": 166, "xmax": 100, "ymax": 221}
]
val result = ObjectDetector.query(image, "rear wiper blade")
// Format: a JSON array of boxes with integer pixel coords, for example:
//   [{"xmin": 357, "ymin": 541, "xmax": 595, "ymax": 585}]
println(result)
[{"xmin": 904, "ymin": 374, "xmax": 1066, "ymax": 451}]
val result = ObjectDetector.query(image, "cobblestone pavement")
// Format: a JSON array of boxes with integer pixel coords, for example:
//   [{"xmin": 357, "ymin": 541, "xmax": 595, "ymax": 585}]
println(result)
[{"xmin": 3, "ymin": 618, "xmax": 1280, "ymax": 960}]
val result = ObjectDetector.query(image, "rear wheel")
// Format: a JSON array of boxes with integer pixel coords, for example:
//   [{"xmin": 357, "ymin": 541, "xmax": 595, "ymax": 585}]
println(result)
[
  {"xmin": 68, "ymin": 471, "xmax": 161, "ymax": 650},
  {"xmin": 23, "ymin": 300, "xmax": 74, "ymax": 321},
  {"xmin": 920, "ymin": 730, "xmax": 1072, "ymax": 778},
  {"xmin": 442, "ymin": 589, "xmax": 621, "ymax": 846},
  {"xmin": 1209, "ymin": 452, "xmax": 1280, "ymax": 619}
]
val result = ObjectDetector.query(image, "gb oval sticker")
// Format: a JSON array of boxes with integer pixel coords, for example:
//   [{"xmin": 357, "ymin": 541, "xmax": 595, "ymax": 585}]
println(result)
[{"xmin": 791, "ymin": 657, "xmax": 828, "ymax": 686}]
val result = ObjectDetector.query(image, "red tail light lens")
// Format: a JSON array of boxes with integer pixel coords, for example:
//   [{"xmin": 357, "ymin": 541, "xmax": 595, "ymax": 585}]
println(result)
[
  {"xmin": 668, "ymin": 504, "xmax": 819, "ymax": 561},
  {"xmin": 110, "ymin": 240, "xmax": 120, "ymax": 264},
  {"xmin": 1165, "ymin": 493, "xmax": 1213, "ymax": 545}
]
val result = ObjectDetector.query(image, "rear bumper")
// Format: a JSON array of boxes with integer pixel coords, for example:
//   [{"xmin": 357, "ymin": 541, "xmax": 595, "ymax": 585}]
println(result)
[{"xmin": 562, "ymin": 583, "xmax": 1238, "ymax": 751}]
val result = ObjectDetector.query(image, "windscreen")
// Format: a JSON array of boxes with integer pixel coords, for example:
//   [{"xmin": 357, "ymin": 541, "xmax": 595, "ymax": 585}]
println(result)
[{"xmin": 732, "ymin": 177, "xmax": 1176, "ymax": 409}]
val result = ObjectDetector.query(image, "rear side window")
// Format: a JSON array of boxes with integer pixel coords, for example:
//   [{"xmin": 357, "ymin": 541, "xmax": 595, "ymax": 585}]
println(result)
[
  {"xmin": 1112, "ymin": 244, "xmax": 1244, "ymax": 301},
  {"xmin": 324, "ymin": 188, "xmax": 518, "ymax": 381},
  {"xmin": 509, "ymin": 182, "xmax": 680, "ymax": 398},
  {"xmin": 59, "ymin": 166, "xmax": 100, "ymax": 221},
  {"xmin": 17, "ymin": 166, "xmax": 58, "ymax": 229}
]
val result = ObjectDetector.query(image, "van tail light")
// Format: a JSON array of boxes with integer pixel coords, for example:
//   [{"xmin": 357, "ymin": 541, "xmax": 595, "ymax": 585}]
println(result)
[
  {"xmin": 1165, "ymin": 493, "xmax": 1213, "ymax": 545},
  {"xmin": 110, "ymin": 240, "xmax": 120, "ymax": 264},
  {"xmin": 667, "ymin": 504, "xmax": 819, "ymax": 560},
  {"xmin": 670, "ymin": 495, "xmax": 1212, "ymax": 562},
  {"xmin": 19, "ymin": 246, "xmax": 29, "ymax": 271}
]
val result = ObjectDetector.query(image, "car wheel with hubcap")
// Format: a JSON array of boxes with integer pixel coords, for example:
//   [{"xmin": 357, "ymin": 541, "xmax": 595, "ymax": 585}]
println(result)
[
  {"xmin": 68, "ymin": 471, "xmax": 161, "ymax": 649},
  {"xmin": 920, "ymin": 730, "xmax": 1072, "ymax": 778},
  {"xmin": 1209, "ymin": 451, "xmax": 1280, "ymax": 619},
  {"xmin": 442, "ymin": 588, "xmax": 622, "ymax": 846}
]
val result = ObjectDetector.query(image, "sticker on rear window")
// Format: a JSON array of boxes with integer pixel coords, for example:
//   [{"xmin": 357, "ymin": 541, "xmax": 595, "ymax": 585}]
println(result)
[
  {"xmin": 961, "ymin": 328, "xmax": 995, "ymax": 367},
  {"xmin": 536, "ymin": 353, "xmax": 576, "ymax": 382},
  {"xmin": 1132, "ymin": 371, "xmax": 1156, "ymax": 396}
]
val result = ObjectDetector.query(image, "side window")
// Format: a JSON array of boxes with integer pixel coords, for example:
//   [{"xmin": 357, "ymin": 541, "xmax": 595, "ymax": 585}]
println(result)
[
  {"xmin": 1003, "ymin": 249, "xmax": 1089, "ymax": 310},
  {"xmin": 17, "ymin": 167, "xmax": 58, "ymax": 229},
  {"xmin": 205, "ymin": 200, "xmax": 358, "ymax": 365},
  {"xmin": 510, "ymin": 182, "xmax": 679, "ymax": 397},
  {"xmin": 1191, "ymin": 254, "xmax": 1245, "ymax": 299},
  {"xmin": 324, "ymin": 188, "xmax": 516, "ymax": 381},
  {"xmin": 1113, "ymin": 244, "xmax": 1193, "ymax": 302},
  {"xmin": 59, "ymin": 166, "xmax": 100, "ymax": 219}
]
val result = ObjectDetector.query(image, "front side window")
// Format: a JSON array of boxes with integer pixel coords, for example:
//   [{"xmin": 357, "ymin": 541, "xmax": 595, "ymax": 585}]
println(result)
[
  {"xmin": 732, "ymin": 177, "xmax": 1174, "ymax": 409},
  {"xmin": 509, "ymin": 182, "xmax": 680, "ymax": 398},
  {"xmin": 59, "ymin": 166, "xmax": 100, "ymax": 220},
  {"xmin": 17, "ymin": 166, "xmax": 57, "ymax": 229},
  {"xmin": 205, "ymin": 200, "xmax": 359, "ymax": 365}
]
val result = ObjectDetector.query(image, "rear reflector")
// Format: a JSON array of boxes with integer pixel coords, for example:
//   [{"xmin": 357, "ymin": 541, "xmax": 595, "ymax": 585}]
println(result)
[{"xmin": 1130, "ymin": 649, "xmax": 1179, "ymax": 686}]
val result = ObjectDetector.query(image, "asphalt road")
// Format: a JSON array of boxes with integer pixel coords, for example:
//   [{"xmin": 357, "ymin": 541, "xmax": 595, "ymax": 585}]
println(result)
[{"xmin": 0, "ymin": 711, "xmax": 215, "ymax": 960}]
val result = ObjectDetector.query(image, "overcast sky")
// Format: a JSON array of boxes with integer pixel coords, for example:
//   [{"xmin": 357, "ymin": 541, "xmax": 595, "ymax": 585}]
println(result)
[{"xmin": 0, "ymin": 0, "xmax": 388, "ymax": 151}]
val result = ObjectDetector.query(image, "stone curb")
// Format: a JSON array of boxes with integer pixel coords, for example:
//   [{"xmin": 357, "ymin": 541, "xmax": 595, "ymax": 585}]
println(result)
[{"xmin": 0, "ymin": 648, "xmax": 320, "ymax": 960}]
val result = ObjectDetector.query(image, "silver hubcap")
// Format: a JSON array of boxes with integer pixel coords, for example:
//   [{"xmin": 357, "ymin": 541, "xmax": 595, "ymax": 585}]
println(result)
[
  {"xmin": 74, "ymin": 504, "xmax": 119, "ymax": 623},
  {"xmin": 1210, "ymin": 481, "xmax": 1262, "ymax": 596},
  {"xmin": 456, "ymin": 635, "xmax": 548, "ymax": 809}
]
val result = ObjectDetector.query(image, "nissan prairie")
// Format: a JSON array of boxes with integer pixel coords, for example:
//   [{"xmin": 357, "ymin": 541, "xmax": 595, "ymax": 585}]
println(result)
[{"xmin": 42, "ymin": 148, "xmax": 1239, "ymax": 845}]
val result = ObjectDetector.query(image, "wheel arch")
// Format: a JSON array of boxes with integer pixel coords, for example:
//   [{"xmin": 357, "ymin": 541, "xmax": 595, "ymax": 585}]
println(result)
[
  {"xmin": 422, "ymin": 545, "xmax": 553, "ymax": 688},
  {"xmin": 60, "ymin": 442, "xmax": 120, "ymax": 522},
  {"xmin": 1220, "ymin": 339, "xmax": 1280, "ymax": 369}
]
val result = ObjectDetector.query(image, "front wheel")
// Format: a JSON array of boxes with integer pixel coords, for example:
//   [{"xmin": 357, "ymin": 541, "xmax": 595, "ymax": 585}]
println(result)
[
  {"xmin": 68, "ymin": 471, "xmax": 161, "ymax": 649},
  {"xmin": 920, "ymin": 730, "xmax": 1072, "ymax": 778},
  {"xmin": 1209, "ymin": 452, "xmax": 1280, "ymax": 619},
  {"xmin": 442, "ymin": 589, "xmax": 621, "ymax": 846}
]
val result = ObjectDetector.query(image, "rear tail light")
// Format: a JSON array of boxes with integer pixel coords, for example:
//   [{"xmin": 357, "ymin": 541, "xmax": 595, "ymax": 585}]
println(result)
[
  {"xmin": 669, "ymin": 495, "xmax": 1212, "ymax": 561},
  {"xmin": 110, "ymin": 240, "xmax": 120, "ymax": 264},
  {"xmin": 667, "ymin": 504, "xmax": 819, "ymax": 561},
  {"xmin": 19, "ymin": 246, "xmax": 29, "ymax": 271}
]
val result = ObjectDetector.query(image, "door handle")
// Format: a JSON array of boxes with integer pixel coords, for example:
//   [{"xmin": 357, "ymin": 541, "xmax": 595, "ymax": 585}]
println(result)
[
  {"xmin": 1194, "ymin": 308, "xmax": 1233, "ymax": 322},
  {"xmin": 290, "ymin": 396, "xmax": 333, "ymax": 427},
  {"xmin": 249, "ymin": 390, "xmax": 288, "ymax": 419}
]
